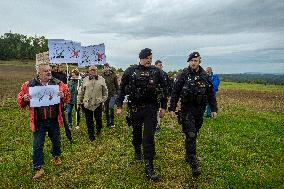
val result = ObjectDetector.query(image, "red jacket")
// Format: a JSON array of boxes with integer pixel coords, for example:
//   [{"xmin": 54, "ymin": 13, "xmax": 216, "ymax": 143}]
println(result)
[{"xmin": 17, "ymin": 77, "xmax": 70, "ymax": 132}]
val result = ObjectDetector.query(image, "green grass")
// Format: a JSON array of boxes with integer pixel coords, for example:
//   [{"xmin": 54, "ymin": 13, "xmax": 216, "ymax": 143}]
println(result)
[
  {"xmin": 1, "ymin": 99, "xmax": 283, "ymax": 188},
  {"xmin": 221, "ymin": 81, "xmax": 284, "ymax": 93},
  {"xmin": 0, "ymin": 61, "xmax": 284, "ymax": 188}
]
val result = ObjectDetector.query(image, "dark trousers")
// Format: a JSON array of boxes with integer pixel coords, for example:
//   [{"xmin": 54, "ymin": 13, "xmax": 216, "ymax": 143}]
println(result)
[
  {"xmin": 84, "ymin": 104, "xmax": 103, "ymax": 140},
  {"xmin": 181, "ymin": 107, "xmax": 204, "ymax": 157},
  {"xmin": 62, "ymin": 106, "xmax": 72, "ymax": 142},
  {"xmin": 132, "ymin": 104, "xmax": 158, "ymax": 160},
  {"xmin": 32, "ymin": 119, "xmax": 61, "ymax": 170},
  {"xmin": 104, "ymin": 98, "xmax": 114, "ymax": 126}
]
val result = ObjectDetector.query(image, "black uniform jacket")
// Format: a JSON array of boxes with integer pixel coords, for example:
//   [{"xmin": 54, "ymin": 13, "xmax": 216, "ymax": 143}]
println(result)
[
  {"xmin": 169, "ymin": 66, "xmax": 218, "ymax": 112},
  {"xmin": 117, "ymin": 64, "xmax": 168, "ymax": 109}
]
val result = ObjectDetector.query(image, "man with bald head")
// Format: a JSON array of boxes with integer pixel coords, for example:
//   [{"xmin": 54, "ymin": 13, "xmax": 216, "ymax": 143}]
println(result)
[{"xmin": 17, "ymin": 63, "xmax": 70, "ymax": 179}]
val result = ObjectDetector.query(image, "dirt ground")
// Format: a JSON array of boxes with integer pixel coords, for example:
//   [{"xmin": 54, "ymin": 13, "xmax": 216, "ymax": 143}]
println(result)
[
  {"xmin": 0, "ymin": 63, "xmax": 34, "ymax": 101},
  {"xmin": 218, "ymin": 89, "xmax": 284, "ymax": 113}
]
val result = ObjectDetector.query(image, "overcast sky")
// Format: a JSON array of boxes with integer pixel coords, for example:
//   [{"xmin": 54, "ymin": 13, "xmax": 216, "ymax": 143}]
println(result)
[{"xmin": 1, "ymin": 0, "xmax": 284, "ymax": 73}]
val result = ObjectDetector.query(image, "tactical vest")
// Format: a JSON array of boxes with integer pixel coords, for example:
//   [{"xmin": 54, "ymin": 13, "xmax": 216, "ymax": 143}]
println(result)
[
  {"xmin": 181, "ymin": 70, "xmax": 211, "ymax": 105},
  {"xmin": 127, "ymin": 66, "xmax": 162, "ymax": 104}
]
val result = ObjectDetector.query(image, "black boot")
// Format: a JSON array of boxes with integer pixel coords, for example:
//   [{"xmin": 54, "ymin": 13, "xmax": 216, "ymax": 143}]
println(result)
[
  {"xmin": 188, "ymin": 155, "xmax": 201, "ymax": 177},
  {"xmin": 145, "ymin": 160, "xmax": 159, "ymax": 181},
  {"xmin": 134, "ymin": 146, "xmax": 142, "ymax": 163}
]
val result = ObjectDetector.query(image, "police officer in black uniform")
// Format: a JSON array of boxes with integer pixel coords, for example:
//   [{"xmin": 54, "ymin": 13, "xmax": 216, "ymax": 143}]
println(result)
[
  {"xmin": 117, "ymin": 48, "xmax": 168, "ymax": 181},
  {"xmin": 169, "ymin": 52, "xmax": 218, "ymax": 176}
]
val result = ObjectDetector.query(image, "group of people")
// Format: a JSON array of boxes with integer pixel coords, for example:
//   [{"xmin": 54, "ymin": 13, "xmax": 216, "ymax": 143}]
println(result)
[
  {"xmin": 49, "ymin": 63, "xmax": 119, "ymax": 143},
  {"xmin": 17, "ymin": 48, "xmax": 219, "ymax": 181}
]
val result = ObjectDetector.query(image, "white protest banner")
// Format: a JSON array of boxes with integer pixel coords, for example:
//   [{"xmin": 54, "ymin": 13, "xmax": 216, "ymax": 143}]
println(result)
[
  {"xmin": 48, "ymin": 39, "xmax": 67, "ymax": 64},
  {"xmin": 79, "ymin": 44, "xmax": 106, "ymax": 68},
  {"xmin": 48, "ymin": 39, "xmax": 106, "ymax": 67},
  {"xmin": 92, "ymin": 43, "xmax": 106, "ymax": 65},
  {"xmin": 36, "ymin": 53, "xmax": 44, "ymax": 65},
  {"xmin": 36, "ymin": 51, "xmax": 50, "ymax": 65},
  {"xmin": 29, "ymin": 85, "xmax": 60, "ymax": 107},
  {"xmin": 66, "ymin": 41, "xmax": 82, "ymax": 64},
  {"xmin": 79, "ymin": 46, "xmax": 93, "ymax": 68},
  {"xmin": 43, "ymin": 51, "xmax": 49, "ymax": 64}
]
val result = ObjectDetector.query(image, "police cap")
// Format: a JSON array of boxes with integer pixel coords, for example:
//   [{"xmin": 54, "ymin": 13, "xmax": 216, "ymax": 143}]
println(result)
[
  {"xmin": 139, "ymin": 48, "xmax": 152, "ymax": 59},
  {"xmin": 187, "ymin": 52, "xmax": 200, "ymax": 62}
]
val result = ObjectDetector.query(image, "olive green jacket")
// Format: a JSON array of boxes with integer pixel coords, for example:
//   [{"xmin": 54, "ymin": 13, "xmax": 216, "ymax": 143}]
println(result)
[
  {"xmin": 77, "ymin": 75, "xmax": 108, "ymax": 111},
  {"xmin": 68, "ymin": 79, "xmax": 81, "ymax": 104},
  {"xmin": 102, "ymin": 70, "xmax": 119, "ymax": 97}
]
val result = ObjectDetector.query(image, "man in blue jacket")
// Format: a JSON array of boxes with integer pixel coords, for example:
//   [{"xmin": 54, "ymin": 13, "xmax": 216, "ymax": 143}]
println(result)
[{"xmin": 205, "ymin": 66, "xmax": 220, "ymax": 118}]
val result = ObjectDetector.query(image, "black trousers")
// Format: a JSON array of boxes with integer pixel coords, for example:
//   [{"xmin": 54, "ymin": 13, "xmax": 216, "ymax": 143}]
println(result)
[
  {"xmin": 104, "ymin": 98, "xmax": 114, "ymax": 126},
  {"xmin": 181, "ymin": 106, "xmax": 205, "ymax": 157},
  {"xmin": 62, "ymin": 106, "xmax": 72, "ymax": 142},
  {"xmin": 131, "ymin": 104, "xmax": 158, "ymax": 160},
  {"xmin": 83, "ymin": 104, "xmax": 103, "ymax": 140}
]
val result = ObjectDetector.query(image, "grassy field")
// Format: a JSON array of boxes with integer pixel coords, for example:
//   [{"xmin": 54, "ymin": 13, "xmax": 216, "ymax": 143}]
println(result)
[{"xmin": 0, "ymin": 60, "xmax": 283, "ymax": 188}]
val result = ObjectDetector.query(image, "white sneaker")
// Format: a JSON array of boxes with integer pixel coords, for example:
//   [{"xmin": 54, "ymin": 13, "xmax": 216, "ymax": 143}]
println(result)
[
  {"xmin": 75, "ymin": 126, "xmax": 79, "ymax": 129},
  {"xmin": 111, "ymin": 125, "xmax": 115, "ymax": 128}
]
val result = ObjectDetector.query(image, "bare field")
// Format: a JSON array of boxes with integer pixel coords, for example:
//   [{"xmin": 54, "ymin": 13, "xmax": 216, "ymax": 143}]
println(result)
[
  {"xmin": 219, "ymin": 89, "xmax": 284, "ymax": 113},
  {"xmin": 0, "ymin": 61, "xmax": 35, "ymax": 101}
]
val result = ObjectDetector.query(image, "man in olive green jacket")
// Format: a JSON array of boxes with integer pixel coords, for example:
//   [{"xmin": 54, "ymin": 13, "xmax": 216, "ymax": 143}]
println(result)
[
  {"xmin": 102, "ymin": 63, "xmax": 119, "ymax": 127},
  {"xmin": 77, "ymin": 65, "xmax": 108, "ymax": 141}
]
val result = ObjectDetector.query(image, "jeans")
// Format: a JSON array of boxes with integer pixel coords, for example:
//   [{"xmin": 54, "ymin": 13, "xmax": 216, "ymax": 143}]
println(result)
[
  {"xmin": 32, "ymin": 119, "xmax": 61, "ymax": 170},
  {"xmin": 67, "ymin": 103, "xmax": 81, "ymax": 126},
  {"xmin": 104, "ymin": 96, "xmax": 117, "ymax": 126}
]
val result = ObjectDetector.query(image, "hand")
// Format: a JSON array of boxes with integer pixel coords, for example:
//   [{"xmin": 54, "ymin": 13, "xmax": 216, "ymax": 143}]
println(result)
[
  {"xmin": 77, "ymin": 104, "xmax": 82, "ymax": 109},
  {"xmin": 159, "ymin": 108, "xmax": 166, "ymax": 118},
  {"xmin": 117, "ymin": 107, "xmax": 123, "ymax": 116},
  {"xmin": 23, "ymin": 94, "xmax": 31, "ymax": 102},
  {"xmin": 58, "ymin": 91, "xmax": 64, "ymax": 98},
  {"xmin": 170, "ymin": 111, "xmax": 176, "ymax": 118},
  {"xmin": 211, "ymin": 112, "xmax": 217, "ymax": 119}
]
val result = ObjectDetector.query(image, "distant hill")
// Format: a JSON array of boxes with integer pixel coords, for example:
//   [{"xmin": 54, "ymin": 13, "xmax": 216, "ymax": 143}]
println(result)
[{"xmin": 219, "ymin": 73, "xmax": 284, "ymax": 85}]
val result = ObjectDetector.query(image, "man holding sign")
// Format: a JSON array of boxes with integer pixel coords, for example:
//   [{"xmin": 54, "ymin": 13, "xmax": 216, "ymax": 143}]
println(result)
[{"xmin": 17, "ymin": 63, "xmax": 70, "ymax": 179}]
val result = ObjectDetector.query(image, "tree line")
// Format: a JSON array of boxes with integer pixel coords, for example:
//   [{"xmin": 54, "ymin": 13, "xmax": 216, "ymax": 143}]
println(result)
[
  {"xmin": 0, "ymin": 32, "xmax": 48, "ymax": 60},
  {"xmin": 219, "ymin": 73, "xmax": 284, "ymax": 85},
  {"xmin": 1, "ymin": 32, "xmax": 283, "ymax": 85}
]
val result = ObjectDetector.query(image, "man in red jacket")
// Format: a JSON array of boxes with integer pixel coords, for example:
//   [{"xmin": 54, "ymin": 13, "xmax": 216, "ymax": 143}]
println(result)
[{"xmin": 17, "ymin": 63, "xmax": 70, "ymax": 179}]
